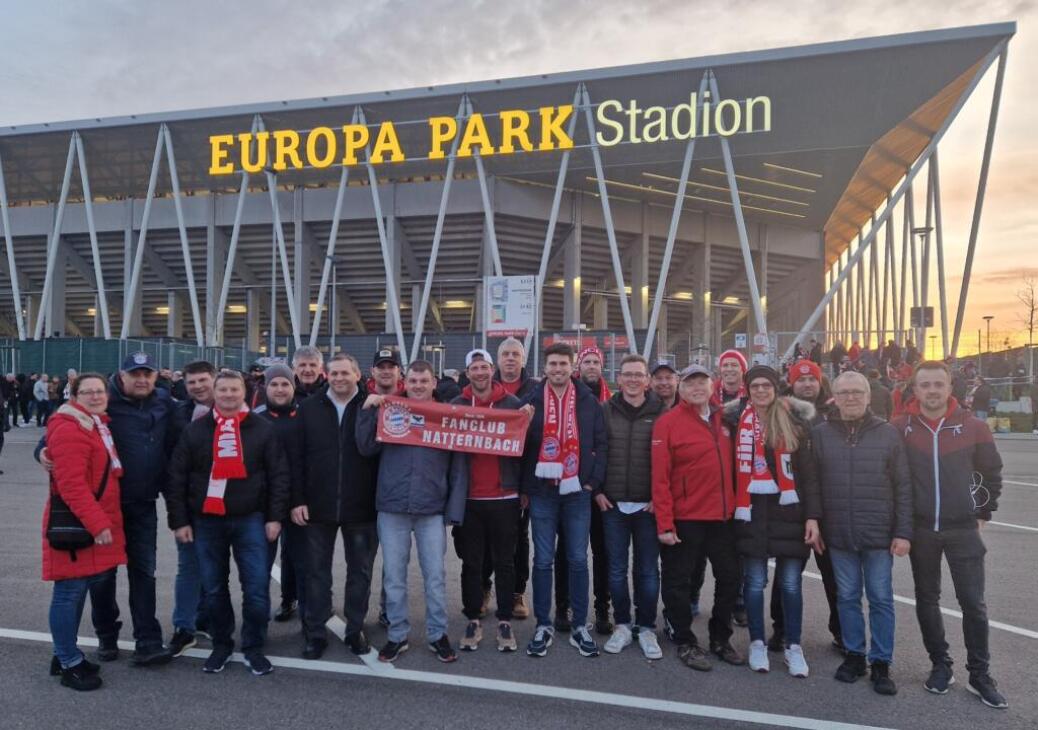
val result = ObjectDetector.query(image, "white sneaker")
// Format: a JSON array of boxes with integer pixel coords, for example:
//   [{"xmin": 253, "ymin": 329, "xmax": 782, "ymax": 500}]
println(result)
[
  {"xmin": 637, "ymin": 629, "xmax": 663, "ymax": 660},
  {"xmin": 784, "ymin": 644, "xmax": 809, "ymax": 678},
  {"xmin": 749, "ymin": 640, "xmax": 770, "ymax": 673},
  {"xmin": 604, "ymin": 624, "xmax": 632, "ymax": 654}
]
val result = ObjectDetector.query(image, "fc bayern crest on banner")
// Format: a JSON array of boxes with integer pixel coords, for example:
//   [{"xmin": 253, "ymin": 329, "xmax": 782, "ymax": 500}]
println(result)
[
  {"xmin": 542, "ymin": 437, "xmax": 560, "ymax": 460},
  {"xmin": 382, "ymin": 402, "xmax": 412, "ymax": 437}
]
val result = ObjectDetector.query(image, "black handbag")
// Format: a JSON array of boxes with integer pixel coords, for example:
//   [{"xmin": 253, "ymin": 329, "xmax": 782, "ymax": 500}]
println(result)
[{"xmin": 46, "ymin": 456, "xmax": 111, "ymax": 559}]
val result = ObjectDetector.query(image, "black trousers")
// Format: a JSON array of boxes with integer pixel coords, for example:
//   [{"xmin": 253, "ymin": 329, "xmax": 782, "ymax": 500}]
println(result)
[
  {"xmin": 456, "ymin": 499, "xmax": 520, "ymax": 621},
  {"xmin": 910, "ymin": 526, "xmax": 990, "ymax": 675},
  {"xmin": 556, "ymin": 502, "xmax": 610, "ymax": 615},
  {"xmin": 481, "ymin": 505, "xmax": 531, "ymax": 594},
  {"xmin": 303, "ymin": 522, "xmax": 378, "ymax": 641},
  {"xmin": 661, "ymin": 520, "xmax": 739, "ymax": 647}
]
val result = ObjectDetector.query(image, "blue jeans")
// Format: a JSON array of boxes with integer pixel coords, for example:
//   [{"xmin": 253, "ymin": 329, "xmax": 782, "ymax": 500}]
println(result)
[
  {"xmin": 830, "ymin": 548, "xmax": 895, "ymax": 663},
  {"xmin": 744, "ymin": 557, "xmax": 803, "ymax": 645},
  {"xmin": 378, "ymin": 512, "xmax": 448, "ymax": 643},
  {"xmin": 530, "ymin": 490, "xmax": 591, "ymax": 628},
  {"xmin": 194, "ymin": 512, "xmax": 271, "ymax": 653},
  {"xmin": 173, "ymin": 539, "xmax": 209, "ymax": 633},
  {"xmin": 120, "ymin": 500, "xmax": 163, "ymax": 649},
  {"xmin": 601, "ymin": 507, "xmax": 659, "ymax": 628},
  {"xmin": 49, "ymin": 569, "xmax": 117, "ymax": 669}
]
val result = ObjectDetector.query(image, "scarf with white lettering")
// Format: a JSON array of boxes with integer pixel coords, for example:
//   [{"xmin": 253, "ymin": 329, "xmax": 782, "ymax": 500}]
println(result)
[
  {"xmin": 203, "ymin": 406, "xmax": 249, "ymax": 516},
  {"xmin": 91, "ymin": 414, "xmax": 124, "ymax": 478},
  {"xmin": 734, "ymin": 405, "xmax": 797, "ymax": 522},
  {"xmin": 535, "ymin": 381, "xmax": 581, "ymax": 494}
]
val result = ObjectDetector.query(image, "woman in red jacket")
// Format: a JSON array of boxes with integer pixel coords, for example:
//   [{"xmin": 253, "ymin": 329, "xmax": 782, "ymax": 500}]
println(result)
[{"xmin": 43, "ymin": 373, "xmax": 126, "ymax": 691}]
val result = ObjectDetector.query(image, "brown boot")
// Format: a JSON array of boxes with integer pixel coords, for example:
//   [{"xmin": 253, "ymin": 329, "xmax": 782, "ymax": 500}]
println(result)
[{"xmin": 512, "ymin": 593, "xmax": 529, "ymax": 620}]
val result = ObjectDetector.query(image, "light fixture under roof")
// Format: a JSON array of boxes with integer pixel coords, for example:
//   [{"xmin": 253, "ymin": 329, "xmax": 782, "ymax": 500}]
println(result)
[
  {"xmin": 586, "ymin": 177, "xmax": 807, "ymax": 220},
  {"xmin": 763, "ymin": 162, "xmax": 823, "ymax": 179},
  {"xmin": 643, "ymin": 172, "xmax": 809, "ymax": 208},
  {"xmin": 701, "ymin": 167, "xmax": 815, "ymax": 194}
]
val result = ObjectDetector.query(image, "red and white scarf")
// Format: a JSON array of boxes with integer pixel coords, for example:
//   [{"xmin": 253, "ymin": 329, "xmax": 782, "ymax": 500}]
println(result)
[
  {"xmin": 203, "ymin": 406, "xmax": 250, "ymax": 516},
  {"xmin": 734, "ymin": 405, "xmax": 798, "ymax": 521},
  {"xmin": 535, "ymin": 381, "xmax": 581, "ymax": 494},
  {"xmin": 713, "ymin": 379, "xmax": 747, "ymax": 405},
  {"xmin": 91, "ymin": 414, "xmax": 124, "ymax": 478}
]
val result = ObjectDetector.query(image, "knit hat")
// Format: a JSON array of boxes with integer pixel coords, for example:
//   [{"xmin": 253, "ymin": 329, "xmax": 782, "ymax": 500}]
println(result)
[
  {"xmin": 263, "ymin": 363, "xmax": 295, "ymax": 386},
  {"xmin": 744, "ymin": 365, "xmax": 780, "ymax": 390},
  {"xmin": 718, "ymin": 349, "xmax": 748, "ymax": 372},
  {"xmin": 577, "ymin": 346, "xmax": 604, "ymax": 366},
  {"xmin": 787, "ymin": 359, "xmax": 822, "ymax": 386}
]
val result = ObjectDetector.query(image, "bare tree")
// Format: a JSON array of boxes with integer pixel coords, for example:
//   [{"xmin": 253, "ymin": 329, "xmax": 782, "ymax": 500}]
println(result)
[{"xmin": 1018, "ymin": 274, "xmax": 1037, "ymax": 347}]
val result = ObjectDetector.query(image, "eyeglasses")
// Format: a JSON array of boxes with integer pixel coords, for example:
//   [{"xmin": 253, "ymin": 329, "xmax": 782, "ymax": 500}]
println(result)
[
  {"xmin": 833, "ymin": 389, "xmax": 868, "ymax": 398},
  {"xmin": 77, "ymin": 390, "xmax": 107, "ymax": 397}
]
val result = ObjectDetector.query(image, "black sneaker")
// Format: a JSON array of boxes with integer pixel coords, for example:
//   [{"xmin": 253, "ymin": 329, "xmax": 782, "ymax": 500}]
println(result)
[
  {"xmin": 194, "ymin": 622, "xmax": 212, "ymax": 641},
  {"xmin": 243, "ymin": 651, "xmax": 273, "ymax": 676},
  {"xmin": 594, "ymin": 610, "xmax": 613, "ymax": 636},
  {"xmin": 132, "ymin": 644, "xmax": 173, "ymax": 667},
  {"xmin": 767, "ymin": 632, "xmax": 785, "ymax": 653},
  {"xmin": 345, "ymin": 631, "xmax": 371, "ymax": 656},
  {"xmin": 677, "ymin": 643, "xmax": 712, "ymax": 672},
  {"xmin": 870, "ymin": 661, "xmax": 897, "ymax": 695},
  {"xmin": 924, "ymin": 661, "xmax": 955, "ymax": 694},
  {"xmin": 710, "ymin": 640, "xmax": 746, "ymax": 666},
  {"xmin": 526, "ymin": 625, "xmax": 554, "ymax": 657},
  {"xmin": 378, "ymin": 610, "xmax": 390, "ymax": 628},
  {"xmin": 732, "ymin": 608, "xmax": 748, "ymax": 627},
  {"xmin": 202, "ymin": 645, "xmax": 233, "ymax": 674},
  {"xmin": 834, "ymin": 653, "xmax": 867, "ymax": 683},
  {"xmin": 169, "ymin": 629, "xmax": 197, "ymax": 658},
  {"xmin": 967, "ymin": 673, "xmax": 1008, "ymax": 709},
  {"xmin": 428, "ymin": 634, "xmax": 458, "ymax": 663},
  {"xmin": 60, "ymin": 662, "xmax": 103, "ymax": 691},
  {"xmin": 273, "ymin": 600, "xmax": 297, "ymax": 623},
  {"xmin": 569, "ymin": 626, "xmax": 600, "ymax": 658},
  {"xmin": 378, "ymin": 639, "xmax": 409, "ymax": 663},
  {"xmin": 554, "ymin": 607, "xmax": 572, "ymax": 633},
  {"xmin": 97, "ymin": 636, "xmax": 119, "ymax": 662},
  {"xmin": 303, "ymin": 638, "xmax": 327, "ymax": 660},
  {"xmin": 50, "ymin": 656, "xmax": 99, "ymax": 677}
]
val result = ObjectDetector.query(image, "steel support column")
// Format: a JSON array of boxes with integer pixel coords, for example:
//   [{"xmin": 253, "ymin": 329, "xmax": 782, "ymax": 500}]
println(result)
[
  {"xmin": 162, "ymin": 124, "xmax": 205, "ymax": 346},
  {"xmin": 931, "ymin": 151, "xmax": 950, "ymax": 358},
  {"xmin": 72, "ymin": 133, "xmax": 112, "ymax": 339},
  {"xmin": 0, "ymin": 148, "xmax": 26, "ymax": 339},
  {"xmin": 122, "ymin": 128, "xmax": 164, "ymax": 339},
  {"xmin": 34, "ymin": 134, "xmax": 76, "ymax": 340}
]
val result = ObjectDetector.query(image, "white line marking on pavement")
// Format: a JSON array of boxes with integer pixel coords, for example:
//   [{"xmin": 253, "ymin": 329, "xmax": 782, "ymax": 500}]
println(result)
[
  {"xmin": 1004, "ymin": 480, "xmax": 1038, "ymax": 488},
  {"xmin": 0, "ymin": 626, "xmax": 894, "ymax": 730},
  {"xmin": 802, "ymin": 571, "xmax": 1038, "ymax": 640},
  {"xmin": 989, "ymin": 520, "xmax": 1038, "ymax": 533}
]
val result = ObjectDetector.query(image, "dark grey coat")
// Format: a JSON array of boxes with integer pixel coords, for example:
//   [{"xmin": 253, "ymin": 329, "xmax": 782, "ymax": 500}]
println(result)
[{"xmin": 809, "ymin": 414, "xmax": 913, "ymax": 551}]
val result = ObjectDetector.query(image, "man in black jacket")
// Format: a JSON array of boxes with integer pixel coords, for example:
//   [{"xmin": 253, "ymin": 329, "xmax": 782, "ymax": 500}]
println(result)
[
  {"xmin": 254, "ymin": 363, "xmax": 306, "ymax": 624},
  {"xmin": 167, "ymin": 370, "xmax": 290, "ymax": 677},
  {"xmin": 451, "ymin": 349, "xmax": 523, "ymax": 652},
  {"xmin": 808, "ymin": 371, "xmax": 912, "ymax": 696},
  {"xmin": 292, "ymin": 353, "xmax": 379, "ymax": 659},
  {"xmin": 597, "ymin": 354, "xmax": 665, "ymax": 659},
  {"xmin": 891, "ymin": 361, "xmax": 1007, "ymax": 709}
]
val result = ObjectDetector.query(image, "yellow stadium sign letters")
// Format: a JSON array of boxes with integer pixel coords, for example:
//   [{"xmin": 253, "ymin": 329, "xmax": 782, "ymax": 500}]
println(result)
[{"xmin": 208, "ymin": 92, "xmax": 771, "ymax": 176}]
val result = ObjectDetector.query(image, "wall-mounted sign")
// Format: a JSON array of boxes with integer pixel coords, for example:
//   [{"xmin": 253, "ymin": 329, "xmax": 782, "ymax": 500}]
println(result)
[
  {"xmin": 484, "ymin": 275, "xmax": 537, "ymax": 338},
  {"xmin": 209, "ymin": 92, "xmax": 772, "ymax": 176}
]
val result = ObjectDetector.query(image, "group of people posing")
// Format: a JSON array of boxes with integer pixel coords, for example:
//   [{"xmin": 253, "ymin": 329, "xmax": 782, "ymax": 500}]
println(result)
[{"xmin": 39, "ymin": 339, "xmax": 1008, "ymax": 711}]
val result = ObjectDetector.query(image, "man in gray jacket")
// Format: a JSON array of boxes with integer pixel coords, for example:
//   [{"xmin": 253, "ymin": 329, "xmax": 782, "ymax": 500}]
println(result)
[
  {"xmin": 806, "ymin": 371, "xmax": 913, "ymax": 696},
  {"xmin": 357, "ymin": 360, "xmax": 468, "ymax": 665}
]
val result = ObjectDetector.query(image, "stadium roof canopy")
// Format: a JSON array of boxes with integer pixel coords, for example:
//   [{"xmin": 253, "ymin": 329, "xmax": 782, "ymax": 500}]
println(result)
[{"xmin": 0, "ymin": 21, "xmax": 1015, "ymax": 270}]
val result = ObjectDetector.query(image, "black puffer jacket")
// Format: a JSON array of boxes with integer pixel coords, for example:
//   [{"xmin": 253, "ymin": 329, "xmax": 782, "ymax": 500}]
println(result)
[
  {"xmin": 809, "ymin": 415, "xmax": 913, "ymax": 551},
  {"xmin": 296, "ymin": 387, "xmax": 377, "ymax": 525},
  {"xmin": 600, "ymin": 391, "xmax": 665, "ymax": 503},
  {"xmin": 166, "ymin": 411, "xmax": 290, "ymax": 529},
  {"xmin": 724, "ymin": 397, "xmax": 821, "ymax": 560}
]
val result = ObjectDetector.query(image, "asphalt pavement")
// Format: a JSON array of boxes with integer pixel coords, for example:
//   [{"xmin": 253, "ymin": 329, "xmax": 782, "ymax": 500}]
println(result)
[{"xmin": 1, "ymin": 426, "xmax": 1035, "ymax": 730}]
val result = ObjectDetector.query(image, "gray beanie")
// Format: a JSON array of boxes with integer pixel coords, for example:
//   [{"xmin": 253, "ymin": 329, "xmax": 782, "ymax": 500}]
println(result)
[{"xmin": 263, "ymin": 363, "xmax": 295, "ymax": 386}]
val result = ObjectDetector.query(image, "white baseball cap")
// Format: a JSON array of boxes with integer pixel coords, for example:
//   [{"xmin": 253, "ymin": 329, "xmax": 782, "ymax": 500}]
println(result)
[{"xmin": 465, "ymin": 348, "xmax": 494, "ymax": 368}]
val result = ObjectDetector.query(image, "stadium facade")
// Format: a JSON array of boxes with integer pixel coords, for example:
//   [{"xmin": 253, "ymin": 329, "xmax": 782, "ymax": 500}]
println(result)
[{"xmin": 0, "ymin": 23, "xmax": 1014, "ymax": 371}]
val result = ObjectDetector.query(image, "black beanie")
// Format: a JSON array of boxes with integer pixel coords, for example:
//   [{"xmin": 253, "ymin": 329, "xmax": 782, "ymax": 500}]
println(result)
[{"xmin": 744, "ymin": 364, "xmax": 780, "ymax": 390}]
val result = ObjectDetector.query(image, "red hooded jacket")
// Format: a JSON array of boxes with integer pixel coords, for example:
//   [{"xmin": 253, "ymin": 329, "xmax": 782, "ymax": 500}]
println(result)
[
  {"xmin": 651, "ymin": 401, "xmax": 735, "ymax": 533},
  {"xmin": 42, "ymin": 403, "xmax": 127, "ymax": 581}
]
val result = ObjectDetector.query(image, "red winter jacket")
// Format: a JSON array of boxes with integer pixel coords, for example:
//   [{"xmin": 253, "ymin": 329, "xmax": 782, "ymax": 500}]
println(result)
[
  {"xmin": 651, "ymin": 401, "xmax": 735, "ymax": 533},
  {"xmin": 42, "ymin": 403, "xmax": 126, "ymax": 581}
]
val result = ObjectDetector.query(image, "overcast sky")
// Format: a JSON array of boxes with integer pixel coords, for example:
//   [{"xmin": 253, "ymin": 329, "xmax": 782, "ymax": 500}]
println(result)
[{"xmin": 2, "ymin": 0, "xmax": 1035, "ymax": 349}]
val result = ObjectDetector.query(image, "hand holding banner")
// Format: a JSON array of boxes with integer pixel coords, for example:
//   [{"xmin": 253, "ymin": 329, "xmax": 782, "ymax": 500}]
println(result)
[{"xmin": 376, "ymin": 396, "xmax": 530, "ymax": 457}]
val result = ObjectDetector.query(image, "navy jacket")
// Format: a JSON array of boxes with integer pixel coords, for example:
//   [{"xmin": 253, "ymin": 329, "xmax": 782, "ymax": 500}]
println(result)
[
  {"xmin": 107, "ymin": 377, "xmax": 175, "ymax": 502},
  {"xmin": 520, "ymin": 379, "xmax": 608, "ymax": 497}
]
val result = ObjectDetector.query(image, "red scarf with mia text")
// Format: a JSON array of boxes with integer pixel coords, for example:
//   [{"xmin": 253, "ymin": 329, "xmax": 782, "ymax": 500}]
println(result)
[
  {"xmin": 535, "ymin": 381, "xmax": 581, "ymax": 494},
  {"xmin": 203, "ymin": 406, "xmax": 249, "ymax": 516},
  {"xmin": 734, "ymin": 406, "xmax": 797, "ymax": 521}
]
